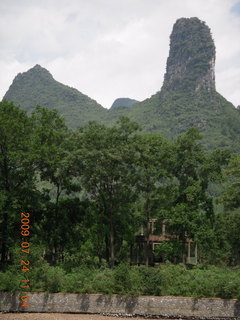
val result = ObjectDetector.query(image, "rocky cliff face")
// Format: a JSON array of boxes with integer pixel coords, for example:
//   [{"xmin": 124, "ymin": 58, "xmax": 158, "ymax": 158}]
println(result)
[{"xmin": 161, "ymin": 17, "xmax": 216, "ymax": 94}]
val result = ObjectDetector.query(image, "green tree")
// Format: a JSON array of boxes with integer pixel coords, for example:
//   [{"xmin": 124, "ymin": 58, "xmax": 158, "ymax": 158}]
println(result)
[
  {"xmin": 31, "ymin": 106, "xmax": 77, "ymax": 263},
  {"xmin": 135, "ymin": 134, "xmax": 173, "ymax": 266},
  {"xmin": 220, "ymin": 154, "xmax": 240, "ymax": 264},
  {"xmin": 73, "ymin": 117, "xmax": 140, "ymax": 267},
  {"xmin": 0, "ymin": 101, "xmax": 37, "ymax": 264},
  {"xmin": 221, "ymin": 154, "xmax": 240, "ymax": 210},
  {"xmin": 169, "ymin": 128, "xmax": 229, "ymax": 263}
]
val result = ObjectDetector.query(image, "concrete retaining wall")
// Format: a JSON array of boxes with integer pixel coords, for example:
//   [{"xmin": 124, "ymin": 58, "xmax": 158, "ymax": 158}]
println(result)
[{"xmin": 0, "ymin": 292, "xmax": 240, "ymax": 319}]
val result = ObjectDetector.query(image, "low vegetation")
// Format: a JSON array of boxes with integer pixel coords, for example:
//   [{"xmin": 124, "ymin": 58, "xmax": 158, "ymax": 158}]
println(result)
[{"xmin": 1, "ymin": 262, "xmax": 240, "ymax": 299}]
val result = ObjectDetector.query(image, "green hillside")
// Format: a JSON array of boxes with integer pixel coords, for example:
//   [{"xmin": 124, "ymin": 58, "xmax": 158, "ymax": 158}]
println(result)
[
  {"xmin": 110, "ymin": 98, "xmax": 139, "ymax": 110},
  {"xmin": 3, "ymin": 64, "xmax": 107, "ymax": 128},
  {"xmin": 104, "ymin": 18, "xmax": 240, "ymax": 151},
  {"xmin": 122, "ymin": 90, "xmax": 240, "ymax": 151}
]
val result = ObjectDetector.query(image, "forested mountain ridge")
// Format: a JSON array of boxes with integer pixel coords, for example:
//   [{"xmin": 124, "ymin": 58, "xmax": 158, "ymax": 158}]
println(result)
[
  {"xmin": 3, "ymin": 17, "xmax": 240, "ymax": 150},
  {"xmin": 3, "ymin": 64, "xmax": 107, "ymax": 128}
]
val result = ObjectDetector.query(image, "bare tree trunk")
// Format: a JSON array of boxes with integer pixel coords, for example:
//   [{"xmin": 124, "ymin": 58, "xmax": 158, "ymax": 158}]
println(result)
[
  {"xmin": 0, "ymin": 153, "xmax": 10, "ymax": 264},
  {"xmin": 52, "ymin": 183, "xmax": 61, "ymax": 264},
  {"xmin": 109, "ymin": 206, "xmax": 115, "ymax": 268},
  {"xmin": 105, "ymin": 234, "xmax": 109, "ymax": 263},
  {"xmin": 145, "ymin": 196, "xmax": 151, "ymax": 267},
  {"xmin": 181, "ymin": 233, "xmax": 186, "ymax": 264}
]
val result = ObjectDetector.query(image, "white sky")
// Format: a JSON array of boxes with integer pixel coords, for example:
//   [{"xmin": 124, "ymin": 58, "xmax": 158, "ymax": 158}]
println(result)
[{"xmin": 0, "ymin": 0, "xmax": 240, "ymax": 109}]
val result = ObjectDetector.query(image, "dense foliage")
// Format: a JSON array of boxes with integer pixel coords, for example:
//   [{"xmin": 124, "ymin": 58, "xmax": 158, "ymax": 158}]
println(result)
[
  {"xmin": 1, "ymin": 263, "xmax": 240, "ymax": 299},
  {"xmin": 0, "ymin": 101, "xmax": 240, "ymax": 297}
]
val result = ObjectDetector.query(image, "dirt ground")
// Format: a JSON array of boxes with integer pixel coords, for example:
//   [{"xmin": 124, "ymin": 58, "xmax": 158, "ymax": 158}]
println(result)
[{"xmin": 0, "ymin": 313, "xmax": 179, "ymax": 320}]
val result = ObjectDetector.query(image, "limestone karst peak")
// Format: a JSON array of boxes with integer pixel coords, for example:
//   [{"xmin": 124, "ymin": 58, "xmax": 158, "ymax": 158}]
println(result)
[{"xmin": 161, "ymin": 17, "xmax": 216, "ymax": 94}]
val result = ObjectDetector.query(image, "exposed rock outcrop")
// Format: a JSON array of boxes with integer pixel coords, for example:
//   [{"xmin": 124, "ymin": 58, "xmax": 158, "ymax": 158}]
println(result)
[{"xmin": 161, "ymin": 17, "xmax": 216, "ymax": 94}]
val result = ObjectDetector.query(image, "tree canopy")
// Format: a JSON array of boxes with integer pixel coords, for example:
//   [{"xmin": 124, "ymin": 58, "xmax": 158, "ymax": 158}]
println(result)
[{"xmin": 0, "ymin": 101, "xmax": 237, "ymax": 271}]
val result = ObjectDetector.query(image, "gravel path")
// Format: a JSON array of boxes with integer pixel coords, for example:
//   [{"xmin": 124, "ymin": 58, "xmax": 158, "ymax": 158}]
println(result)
[{"xmin": 0, "ymin": 313, "xmax": 179, "ymax": 320}]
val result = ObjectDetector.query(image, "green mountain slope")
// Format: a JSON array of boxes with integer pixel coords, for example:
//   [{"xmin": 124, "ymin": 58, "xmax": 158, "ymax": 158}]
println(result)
[
  {"xmin": 123, "ymin": 90, "xmax": 240, "ymax": 150},
  {"xmin": 3, "ymin": 64, "xmax": 107, "ymax": 128},
  {"xmin": 110, "ymin": 98, "xmax": 139, "ymax": 110},
  {"xmin": 3, "ymin": 18, "xmax": 240, "ymax": 151},
  {"xmin": 105, "ymin": 17, "xmax": 240, "ymax": 151}
]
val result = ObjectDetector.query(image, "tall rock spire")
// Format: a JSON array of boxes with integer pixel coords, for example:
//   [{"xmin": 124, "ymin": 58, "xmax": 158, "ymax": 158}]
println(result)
[{"xmin": 161, "ymin": 17, "xmax": 216, "ymax": 94}]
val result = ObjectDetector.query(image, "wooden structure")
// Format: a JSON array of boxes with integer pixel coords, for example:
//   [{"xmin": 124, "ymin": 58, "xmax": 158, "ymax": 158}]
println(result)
[{"xmin": 134, "ymin": 219, "xmax": 198, "ymax": 265}]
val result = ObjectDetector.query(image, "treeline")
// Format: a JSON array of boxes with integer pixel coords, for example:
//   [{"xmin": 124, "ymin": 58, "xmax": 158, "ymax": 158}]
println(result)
[{"xmin": 0, "ymin": 100, "xmax": 240, "ymax": 270}]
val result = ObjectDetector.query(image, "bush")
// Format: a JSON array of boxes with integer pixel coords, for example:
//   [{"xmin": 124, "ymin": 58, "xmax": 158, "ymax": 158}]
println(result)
[
  {"xmin": 114, "ymin": 263, "xmax": 132, "ymax": 294},
  {"xmin": 0, "ymin": 271, "xmax": 22, "ymax": 292},
  {"xmin": 42, "ymin": 266, "xmax": 66, "ymax": 293},
  {"xmin": 92, "ymin": 268, "xmax": 115, "ymax": 294},
  {"xmin": 136, "ymin": 266, "xmax": 162, "ymax": 295},
  {"xmin": 1, "ymin": 263, "xmax": 240, "ymax": 298}
]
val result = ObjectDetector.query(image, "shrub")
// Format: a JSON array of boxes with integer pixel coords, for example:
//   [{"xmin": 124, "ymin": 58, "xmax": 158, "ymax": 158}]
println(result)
[
  {"xmin": 42, "ymin": 266, "xmax": 66, "ymax": 293},
  {"xmin": 92, "ymin": 268, "xmax": 115, "ymax": 294},
  {"xmin": 113, "ymin": 263, "xmax": 132, "ymax": 294},
  {"xmin": 136, "ymin": 266, "xmax": 162, "ymax": 295},
  {"xmin": 0, "ymin": 271, "xmax": 22, "ymax": 292},
  {"xmin": 1, "ymin": 263, "xmax": 240, "ymax": 298}
]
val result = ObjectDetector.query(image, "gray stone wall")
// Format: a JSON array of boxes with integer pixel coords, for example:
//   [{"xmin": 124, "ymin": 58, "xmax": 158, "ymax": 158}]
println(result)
[{"xmin": 0, "ymin": 292, "xmax": 240, "ymax": 319}]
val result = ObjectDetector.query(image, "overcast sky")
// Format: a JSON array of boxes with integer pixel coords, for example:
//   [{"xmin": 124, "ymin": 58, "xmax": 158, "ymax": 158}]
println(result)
[{"xmin": 0, "ymin": 0, "xmax": 240, "ymax": 109}]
